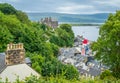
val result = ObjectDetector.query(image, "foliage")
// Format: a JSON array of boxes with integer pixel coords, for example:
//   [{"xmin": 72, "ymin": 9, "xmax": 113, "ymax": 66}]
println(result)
[
  {"xmin": 0, "ymin": 3, "xmax": 17, "ymax": 15},
  {"xmin": 60, "ymin": 24, "xmax": 73, "ymax": 33},
  {"xmin": 40, "ymin": 23, "xmax": 48, "ymax": 31},
  {"xmin": 1, "ymin": 75, "xmax": 120, "ymax": 83},
  {"xmin": 0, "ymin": 3, "xmax": 30, "ymax": 24},
  {"xmin": 0, "ymin": 25, "xmax": 13, "ymax": 52},
  {"xmin": 100, "ymin": 70, "xmax": 112, "ymax": 79},
  {"xmin": 24, "ymin": 75, "xmax": 39, "ymax": 83},
  {"xmin": 29, "ymin": 52, "xmax": 79, "ymax": 80},
  {"xmin": 50, "ymin": 24, "xmax": 74, "ymax": 47},
  {"xmin": 92, "ymin": 11, "xmax": 120, "ymax": 78},
  {"xmin": 16, "ymin": 10, "xmax": 30, "ymax": 24},
  {"xmin": 63, "ymin": 64, "xmax": 79, "ymax": 80}
]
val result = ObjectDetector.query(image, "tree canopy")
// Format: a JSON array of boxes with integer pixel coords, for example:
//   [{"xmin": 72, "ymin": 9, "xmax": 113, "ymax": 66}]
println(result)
[
  {"xmin": 0, "ymin": 3, "xmax": 17, "ymax": 15},
  {"xmin": 92, "ymin": 11, "xmax": 120, "ymax": 78}
]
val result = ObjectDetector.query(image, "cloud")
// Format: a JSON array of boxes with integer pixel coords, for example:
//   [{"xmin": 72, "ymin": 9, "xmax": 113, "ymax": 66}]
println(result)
[
  {"xmin": 95, "ymin": 0, "xmax": 120, "ymax": 7},
  {"xmin": 0, "ymin": 0, "xmax": 21, "ymax": 3},
  {"xmin": 0, "ymin": 0, "xmax": 120, "ymax": 14},
  {"xmin": 10, "ymin": 0, "xmax": 19, "ymax": 2},
  {"xmin": 56, "ymin": 3, "xmax": 97, "ymax": 14},
  {"xmin": 92, "ymin": 0, "xmax": 120, "ymax": 13}
]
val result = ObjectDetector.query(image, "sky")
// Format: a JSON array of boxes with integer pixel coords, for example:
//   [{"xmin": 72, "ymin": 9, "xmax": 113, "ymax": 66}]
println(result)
[{"xmin": 0, "ymin": 0, "xmax": 120, "ymax": 14}]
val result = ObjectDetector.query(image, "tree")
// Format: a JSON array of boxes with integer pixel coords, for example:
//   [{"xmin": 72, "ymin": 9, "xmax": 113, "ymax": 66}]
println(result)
[
  {"xmin": 0, "ymin": 25, "xmax": 13, "ymax": 52},
  {"xmin": 63, "ymin": 65, "xmax": 79, "ymax": 80},
  {"xmin": 16, "ymin": 10, "xmax": 30, "ymax": 24},
  {"xmin": 92, "ymin": 11, "xmax": 120, "ymax": 78},
  {"xmin": 59, "ymin": 24, "xmax": 75, "ymax": 46},
  {"xmin": 59, "ymin": 24, "xmax": 73, "ymax": 33},
  {"xmin": 50, "ymin": 25, "xmax": 74, "ymax": 47},
  {"xmin": 0, "ymin": 3, "xmax": 17, "ymax": 15},
  {"xmin": 100, "ymin": 70, "xmax": 112, "ymax": 79}
]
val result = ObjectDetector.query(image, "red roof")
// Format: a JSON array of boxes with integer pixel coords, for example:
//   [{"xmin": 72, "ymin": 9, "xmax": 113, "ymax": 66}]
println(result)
[{"xmin": 82, "ymin": 39, "xmax": 88, "ymax": 44}]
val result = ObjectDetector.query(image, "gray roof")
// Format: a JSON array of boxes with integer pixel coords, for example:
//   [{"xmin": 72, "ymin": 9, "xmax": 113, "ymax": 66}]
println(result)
[
  {"xmin": 0, "ymin": 64, "xmax": 40, "ymax": 82},
  {"xmin": 89, "ymin": 68, "xmax": 101, "ymax": 76},
  {"xmin": 0, "ymin": 53, "xmax": 31, "ymax": 73},
  {"xmin": 78, "ymin": 68, "xmax": 88, "ymax": 74},
  {"xmin": 0, "ymin": 53, "xmax": 6, "ymax": 73},
  {"xmin": 78, "ymin": 68, "xmax": 101, "ymax": 76},
  {"xmin": 25, "ymin": 57, "xmax": 32, "ymax": 64}
]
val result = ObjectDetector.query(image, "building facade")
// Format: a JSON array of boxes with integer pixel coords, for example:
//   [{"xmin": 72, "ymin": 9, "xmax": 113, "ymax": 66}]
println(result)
[{"xmin": 40, "ymin": 17, "xmax": 58, "ymax": 28}]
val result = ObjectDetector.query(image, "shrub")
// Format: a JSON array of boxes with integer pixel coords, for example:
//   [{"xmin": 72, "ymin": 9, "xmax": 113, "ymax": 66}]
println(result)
[{"xmin": 100, "ymin": 70, "xmax": 112, "ymax": 79}]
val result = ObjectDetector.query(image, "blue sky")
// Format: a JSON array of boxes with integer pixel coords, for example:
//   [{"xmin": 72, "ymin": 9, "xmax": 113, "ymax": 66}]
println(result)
[{"xmin": 0, "ymin": 0, "xmax": 120, "ymax": 14}]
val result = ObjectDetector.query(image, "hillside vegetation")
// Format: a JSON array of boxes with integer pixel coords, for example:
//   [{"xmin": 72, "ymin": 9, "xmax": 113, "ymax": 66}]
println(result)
[
  {"xmin": 0, "ymin": 3, "xmax": 120, "ymax": 83},
  {"xmin": 0, "ymin": 3, "xmax": 79, "ymax": 81},
  {"xmin": 92, "ymin": 11, "xmax": 120, "ymax": 79}
]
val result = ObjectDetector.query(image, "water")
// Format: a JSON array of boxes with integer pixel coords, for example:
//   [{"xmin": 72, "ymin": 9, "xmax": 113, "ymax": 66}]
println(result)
[{"xmin": 72, "ymin": 26, "xmax": 100, "ymax": 41}]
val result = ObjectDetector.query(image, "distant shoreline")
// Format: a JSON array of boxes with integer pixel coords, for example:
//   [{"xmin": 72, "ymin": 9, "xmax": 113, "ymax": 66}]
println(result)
[
  {"xmin": 59, "ymin": 22, "xmax": 103, "ymax": 26},
  {"xmin": 70, "ymin": 23, "xmax": 102, "ymax": 26}
]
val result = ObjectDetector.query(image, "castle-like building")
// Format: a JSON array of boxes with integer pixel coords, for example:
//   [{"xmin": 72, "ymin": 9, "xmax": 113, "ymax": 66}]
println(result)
[{"xmin": 40, "ymin": 17, "xmax": 58, "ymax": 28}]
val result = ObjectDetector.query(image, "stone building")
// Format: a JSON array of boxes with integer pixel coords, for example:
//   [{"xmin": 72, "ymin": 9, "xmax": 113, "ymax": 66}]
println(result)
[
  {"xmin": 0, "ymin": 43, "xmax": 40, "ymax": 82},
  {"xmin": 5, "ymin": 43, "xmax": 25, "ymax": 65},
  {"xmin": 40, "ymin": 17, "xmax": 58, "ymax": 28}
]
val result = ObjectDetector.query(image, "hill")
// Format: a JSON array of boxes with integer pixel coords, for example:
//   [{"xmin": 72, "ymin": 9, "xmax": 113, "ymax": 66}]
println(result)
[{"xmin": 27, "ymin": 12, "xmax": 109, "ymax": 24}]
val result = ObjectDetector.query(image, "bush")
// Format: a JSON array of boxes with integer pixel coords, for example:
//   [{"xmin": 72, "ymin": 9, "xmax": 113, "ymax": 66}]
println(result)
[
  {"xmin": 63, "ymin": 65, "xmax": 79, "ymax": 80},
  {"xmin": 100, "ymin": 70, "xmax": 112, "ymax": 79}
]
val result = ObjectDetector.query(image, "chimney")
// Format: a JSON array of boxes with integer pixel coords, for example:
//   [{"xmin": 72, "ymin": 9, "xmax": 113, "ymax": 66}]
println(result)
[{"xmin": 5, "ymin": 43, "xmax": 25, "ymax": 65}]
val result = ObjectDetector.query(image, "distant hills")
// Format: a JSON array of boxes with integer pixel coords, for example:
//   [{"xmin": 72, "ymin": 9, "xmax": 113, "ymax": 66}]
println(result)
[{"xmin": 27, "ymin": 12, "xmax": 110, "ymax": 24}]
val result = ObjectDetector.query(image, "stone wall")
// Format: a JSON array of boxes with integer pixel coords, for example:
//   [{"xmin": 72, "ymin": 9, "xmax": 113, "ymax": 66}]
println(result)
[
  {"xmin": 41, "ymin": 17, "xmax": 58, "ymax": 28},
  {"xmin": 5, "ymin": 43, "xmax": 25, "ymax": 65}
]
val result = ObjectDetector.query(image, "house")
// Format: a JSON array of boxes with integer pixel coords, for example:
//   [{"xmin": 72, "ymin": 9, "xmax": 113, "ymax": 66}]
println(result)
[
  {"xmin": 40, "ymin": 17, "xmax": 58, "ymax": 28},
  {"xmin": 58, "ymin": 45, "xmax": 108, "ymax": 78},
  {"xmin": 0, "ymin": 43, "xmax": 40, "ymax": 82}
]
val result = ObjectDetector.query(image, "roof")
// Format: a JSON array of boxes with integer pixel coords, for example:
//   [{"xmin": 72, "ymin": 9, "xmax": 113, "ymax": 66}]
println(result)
[
  {"xmin": 78, "ymin": 67, "xmax": 101, "ymax": 76},
  {"xmin": 0, "ymin": 53, "xmax": 6, "ymax": 73},
  {"xmin": 82, "ymin": 39, "xmax": 88, "ymax": 44},
  {"xmin": 0, "ymin": 64, "xmax": 40, "ymax": 82},
  {"xmin": 25, "ymin": 57, "xmax": 31, "ymax": 64},
  {"xmin": 74, "ymin": 47, "xmax": 81, "ymax": 53},
  {"xmin": 89, "ymin": 68, "xmax": 101, "ymax": 76},
  {"xmin": 78, "ymin": 68, "xmax": 89, "ymax": 75}
]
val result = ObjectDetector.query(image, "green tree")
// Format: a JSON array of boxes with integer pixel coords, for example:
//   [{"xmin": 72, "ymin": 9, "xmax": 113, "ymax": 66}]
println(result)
[
  {"xmin": 63, "ymin": 65, "xmax": 79, "ymax": 80},
  {"xmin": 0, "ymin": 25, "xmax": 13, "ymax": 52},
  {"xmin": 59, "ymin": 24, "xmax": 74, "ymax": 47},
  {"xmin": 100, "ymin": 70, "xmax": 112, "ymax": 79},
  {"xmin": 0, "ymin": 3, "xmax": 17, "ymax": 15},
  {"xmin": 40, "ymin": 23, "xmax": 48, "ymax": 31},
  {"xmin": 59, "ymin": 24, "xmax": 73, "ymax": 33},
  {"xmin": 92, "ymin": 11, "xmax": 120, "ymax": 78},
  {"xmin": 50, "ymin": 26, "xmax": 74, "ymax": 47},
  {"xmin": 16, "ymin": 10, "xmax": 30, "ymax": 24}
]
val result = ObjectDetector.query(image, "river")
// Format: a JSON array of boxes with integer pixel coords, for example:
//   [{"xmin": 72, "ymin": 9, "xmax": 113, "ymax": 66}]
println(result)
[{"xmin": 72, "ymin": 26, "xmax": 100, "ymax": 41}]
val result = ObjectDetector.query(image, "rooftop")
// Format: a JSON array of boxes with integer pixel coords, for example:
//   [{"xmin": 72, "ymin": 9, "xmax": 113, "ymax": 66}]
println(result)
[
  {"xmin": 0, "ymin": 64, "xmax": 40, "ymax": 82},
  {"xmin": 0, "ymin": 53, "xmax": 6, "ymax": 73}
]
